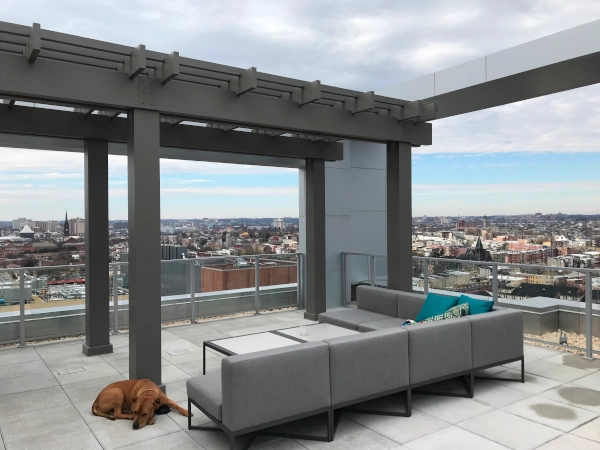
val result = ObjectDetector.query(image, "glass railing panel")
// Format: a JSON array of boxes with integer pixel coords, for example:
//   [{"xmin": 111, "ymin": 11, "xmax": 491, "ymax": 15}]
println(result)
[
  {"xmin": 418, "ymin": 259, "xmax": 485, "ymax": 297},
  {"xmin": 193, "ymin": 255, "xmax": 257, "ymax": 320},
  {"xmin": 111, "ymin": 263, "xmax": 128, "ymax": 333},
  {"xmin": 256, "ymin": 253, "xmax": 298, "ymax": 312},
  {"xmin": 0, "ymin": 268, "xmax": 21, "ymax": 344},
  {"xmin": 347, "ymin": 254, "xmax": 370, "ymax": 304},
  {"xmin": 502, "ymin": 263, "xmax": 583, "ymax": 349},
  {"xmin": 374, "ymin": 255, "xmax": 388, "ymax": 288},
  {"xmin": 25, "ymin": 265, "xmax": 86, "ymax": 342},
  {"xmin": 160, "ymin": 260, "xmax": 192, "ymax": 325}
]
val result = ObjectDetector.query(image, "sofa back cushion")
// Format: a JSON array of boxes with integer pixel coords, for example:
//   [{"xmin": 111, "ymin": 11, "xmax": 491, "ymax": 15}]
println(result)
[
  {"xmin": 397, "ymin": 291, "xmax": 427, "ymax": 320},
  {"xmin": 324, "ymin": 329, "xmax": 409, "ymax": 406},
  {"xmin": 405, "ymin": 319, "xmax": 472, "ymax": 384},
  {"xmin": 356, "ymin": 285, "xmax": 399, "ymax": 317},
  {"xmin": 414, "ymin": 293, "xmax": 459, "ymax": 322},
  {"xmin": 221, "ymin": 341, "xmax": 330, "ymax": 432},
  {"xmin": 458, "ymin": 295, "xmax": 494, "ymax": 315}
]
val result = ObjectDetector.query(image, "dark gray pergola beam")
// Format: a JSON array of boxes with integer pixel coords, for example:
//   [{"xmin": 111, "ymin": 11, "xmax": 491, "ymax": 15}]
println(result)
[
  {"xmin": 0, "ymin": 104, "xmax": 344, "ymax": 160},
  {"xmin": 0, "ymin": 51, "xmax": 431, "ymax": 144}
]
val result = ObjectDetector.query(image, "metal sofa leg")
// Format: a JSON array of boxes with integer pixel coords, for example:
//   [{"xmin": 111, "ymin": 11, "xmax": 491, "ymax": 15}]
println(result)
[
  {"xmin": 406, "ymin": 389, "xmax": 412, "ymax": 417},
  {"xmin": 188, "ymin": 398, "xmax": 192, "ymax": 430}
]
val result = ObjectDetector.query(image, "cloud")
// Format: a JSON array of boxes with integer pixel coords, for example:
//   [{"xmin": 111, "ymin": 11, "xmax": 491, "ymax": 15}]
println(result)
[
  {"xmin": 414, "ymin": 180, "xmax": 600, "ymax": 196},
  {"xmin": 161, "ymin": 186, "xmax": 298, "ymax": 196}
]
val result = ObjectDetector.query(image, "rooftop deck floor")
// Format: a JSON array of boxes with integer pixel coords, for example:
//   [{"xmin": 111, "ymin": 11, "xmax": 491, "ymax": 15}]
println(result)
[{"xmin": 1, "ymin": 309, "xmax": 600, "ymax": 450}]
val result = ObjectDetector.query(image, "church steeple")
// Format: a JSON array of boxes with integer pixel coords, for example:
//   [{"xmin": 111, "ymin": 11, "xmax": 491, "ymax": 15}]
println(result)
[{"xmin": 63, "ymin": 210, "xmax": 70, "ymax": 237}]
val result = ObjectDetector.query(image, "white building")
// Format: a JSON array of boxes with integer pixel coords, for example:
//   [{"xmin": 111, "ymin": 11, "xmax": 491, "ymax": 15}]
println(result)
[{"xmin": 271, "ymin": 218, "xmax": 284, "ymax": 229}]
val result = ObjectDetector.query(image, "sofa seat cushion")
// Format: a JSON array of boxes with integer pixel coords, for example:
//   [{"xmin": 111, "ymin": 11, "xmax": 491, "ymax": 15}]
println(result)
[
  {"xmin": 415, "ymin": 293, "xmax": 459, "ymax": 322},
  {"xmin": 358, "ymin": 318, "xmax": 408, "ymax": 332},
  {"xmin": 187, "ymin": 372, "xmax": 222, "ymax": 421},
  {"xmin": 319, "ymin": 309, "xmax": 393, "ymax": 330}
]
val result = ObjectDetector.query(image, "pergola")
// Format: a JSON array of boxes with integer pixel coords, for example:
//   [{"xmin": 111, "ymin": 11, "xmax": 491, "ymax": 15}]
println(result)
[{"xmin": 0, "ymin": 21, "xmax": 433, "ymax": 386}]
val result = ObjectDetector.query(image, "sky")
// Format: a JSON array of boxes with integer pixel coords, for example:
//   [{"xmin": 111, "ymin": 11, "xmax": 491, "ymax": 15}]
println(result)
[{"xmin": 1, "ymin": 0, "xmax": 600, "ymax": 220}]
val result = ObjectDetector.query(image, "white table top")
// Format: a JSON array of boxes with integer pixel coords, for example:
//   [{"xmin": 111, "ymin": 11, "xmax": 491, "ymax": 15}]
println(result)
[
  {"xmin": 209, "ymin": 332, "xmax": 300, "ymax": 355},
  {"xmin": 278, "ymin": 323, "xmax": 359, "ymax": 342}
]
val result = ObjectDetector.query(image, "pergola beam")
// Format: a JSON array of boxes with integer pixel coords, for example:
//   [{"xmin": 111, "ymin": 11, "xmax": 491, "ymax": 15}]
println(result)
[
  {"xmin": 25, "ymin": 23, "xmax": 40, "ymax": 64},
  {"xmin": 0, "ymin": 51, "xmax": 430, "ymax": 143},
  {"xmin": 0, "ymin": 104, "xmax": 344, "ymax": 161},
  {"xmin": 128, "ymin": 44, "xmax": 146, "ymax": 79}
]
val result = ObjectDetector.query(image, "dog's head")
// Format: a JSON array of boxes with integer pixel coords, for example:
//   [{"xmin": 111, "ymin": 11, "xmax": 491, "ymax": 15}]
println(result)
[{"xmin": 131, "ymin": 392, "xmax": 160, "ymax": 429}]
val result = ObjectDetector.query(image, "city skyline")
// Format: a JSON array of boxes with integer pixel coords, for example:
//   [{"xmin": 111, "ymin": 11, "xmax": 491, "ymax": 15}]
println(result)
[{"xmin": 1, "ymin": 2, "xmax": 600, "ymax": 218}]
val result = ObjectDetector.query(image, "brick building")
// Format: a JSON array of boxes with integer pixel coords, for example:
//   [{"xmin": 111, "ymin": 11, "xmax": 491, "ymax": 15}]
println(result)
[{"xmin": 201, "ymin": 263, "xmax": 297, "ymax": 292}]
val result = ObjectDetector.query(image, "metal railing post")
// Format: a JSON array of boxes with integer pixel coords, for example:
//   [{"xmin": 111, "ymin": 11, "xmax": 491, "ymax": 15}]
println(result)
[
  {"xmin": 342, "ymin": 253, "xmax": 349, "ymax": 307},
  {"xmin": 423, "ymin": 258, "xmax": 429, "ymax": 295},
  {"xmin": 112, "ymin": 264, "xmax": 119, "ymax": 334},
  {"xmin": 369, "ymin": 255, "xmax": 376, "ymax": 287},
  {"xmin": 19, "ymin": 268, "xmax": 25, "ymax": 347},
  {"xmin": 190, "ymin": 261, "xmax": 196, "ymax": 324},
  {"xmin": 492, "ymin": 264, "xmax": 499, "ymax": 306},
  {"xmin": 584, "ymin": 271, "xmax": 595, "ymax": 360},
  {"xmin": 297, "ymin": 253, "xmax": 303, "ymax": 310},
  {"xmin": 255, "ymin": 256, "xmax": 260, "ymax": 315}
]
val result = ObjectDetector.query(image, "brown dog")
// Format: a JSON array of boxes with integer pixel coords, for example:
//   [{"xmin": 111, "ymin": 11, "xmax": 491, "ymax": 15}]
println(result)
[{"xmin": 92, "ymin": 379, "xmax": 191, "ymax": 429}]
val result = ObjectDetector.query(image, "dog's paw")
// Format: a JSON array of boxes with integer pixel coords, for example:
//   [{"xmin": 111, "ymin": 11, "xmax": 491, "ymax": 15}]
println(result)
[{"xmin": 109, "ymin": 415, "xmax": 116, "ymax": 421}]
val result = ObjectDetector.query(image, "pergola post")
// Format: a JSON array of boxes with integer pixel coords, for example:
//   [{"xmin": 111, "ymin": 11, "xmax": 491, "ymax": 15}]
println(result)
[
  {"xmin": 387, "ymin": 142, "xmax": 413, "ymax": 292},
  {"xmin": 304, "ymin": 158, "xmax": 326, "ymax": 320},
  {"xmin": 127, "ymin": 109, "xmax": 162, "ymax": 386},
  {"xmin": 82, "ymin": 138, "xmax": 113, "ymax": 356}
]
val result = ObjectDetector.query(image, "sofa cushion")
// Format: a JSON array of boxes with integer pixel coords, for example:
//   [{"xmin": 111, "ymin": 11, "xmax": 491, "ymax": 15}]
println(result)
[
  {"xmin": 221, "ymin": 341, "xmax": 330, "ymax": 432},
  {"xmin": 397, "ymin": 291, "xmax": 427, "ymax": 320},
  {"xmin": 404, "ymin": 319, "xmax": 472, "ymax": 385},
  {"xmin": 324, "ymin": 329, "xmax": 409, "ymax": 406},
  {"xmin": 468, "ymin": 309, "xmax": 524, "ymax": 369},
  {"xmin": 187, "ymin": 372, "xmax": 222, "ymax": 421},
  {"xmin": 358, "ymin": 318, "xmax": 407, "ymax": 332},
  {"xmin": 422, "ymin": 303, "xmax": 469, "ymax": 322},
  {"xmin": 319, "ymin": 308, "xmax": 394, "ymax": 330},
  {"xmin": 458, "ymin": 295, "xmax": 494, "ymax": 315},
  {"xmin": 414, "ymin": 293, "xmax": 459, "ymax": 322},
  {"xmin": 356, "ymin": 285, "xmax": 399, "ymax": 317}
]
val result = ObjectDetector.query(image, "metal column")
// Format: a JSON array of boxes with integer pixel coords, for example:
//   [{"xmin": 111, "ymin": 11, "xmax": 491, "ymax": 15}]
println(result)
[
  {"xmin": 82, "ymin": 138, "xmax": 113, "ymax": 356},
  {"xmin": 304, "ymin": 158, "xmax": 326, "ymax": 320},
  {"xmin": 386, "ymin": 142, "xmax": 413, "ymax": 292},
  {"xmin": 127, "ymin": 109, "xmax": 162, "ymax": 386}
]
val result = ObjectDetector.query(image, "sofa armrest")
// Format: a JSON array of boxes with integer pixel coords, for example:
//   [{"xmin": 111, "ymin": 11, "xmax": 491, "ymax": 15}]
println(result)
[
  {"xmin": 397, "ymin": 291, "xmax": 427, "ymax": 320},
  {"xmin": 468, "ymin": 309, "xmax": 523, "ymax": 369},
  {"xmin": 356, "ymin": 285, "xmax": 399, "ymax": 317}
]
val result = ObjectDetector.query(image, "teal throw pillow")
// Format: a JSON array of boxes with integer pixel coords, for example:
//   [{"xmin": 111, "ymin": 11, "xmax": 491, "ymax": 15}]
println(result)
[
  {"xmin": 415, "ymin": 293, "xmax": 459, "ymax": 322},
  {"xmin": 422, "ymin": 302, "xmax": 470, "ymax": 323},
  {"xmin": 457, "ymin": 295, "xmax": 494, "ymax": 315}
]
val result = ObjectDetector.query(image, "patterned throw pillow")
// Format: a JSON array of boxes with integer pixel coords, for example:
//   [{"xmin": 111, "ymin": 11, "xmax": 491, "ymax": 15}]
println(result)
[{"xmin": 421, "ymin": 302, "xmax": 470, "ymax": 323}]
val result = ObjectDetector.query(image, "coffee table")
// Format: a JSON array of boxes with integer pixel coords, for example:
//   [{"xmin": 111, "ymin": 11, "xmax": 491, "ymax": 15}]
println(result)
[{"xmin": 203, "ymin": 323, "xmax": 360, "ymax": 374}]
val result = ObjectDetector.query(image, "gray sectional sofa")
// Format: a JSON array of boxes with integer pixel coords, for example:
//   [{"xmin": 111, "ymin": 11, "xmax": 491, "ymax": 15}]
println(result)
[
  {"xmin": 187, "ymin": 286, "xmax": 524, "ymax": 448},
  {"xmin": 320, "ymin": 285, "xmax": 525, "ymax": 389}
]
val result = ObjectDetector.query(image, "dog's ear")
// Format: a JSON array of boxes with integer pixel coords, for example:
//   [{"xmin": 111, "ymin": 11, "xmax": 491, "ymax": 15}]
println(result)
[
  {"xmin": 155, "ymin": 398, "xmax": 161, "ymax": 405},
  {"xmin": 132, "ymin": 397, "xmax": 137, "ymax": 403}
]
